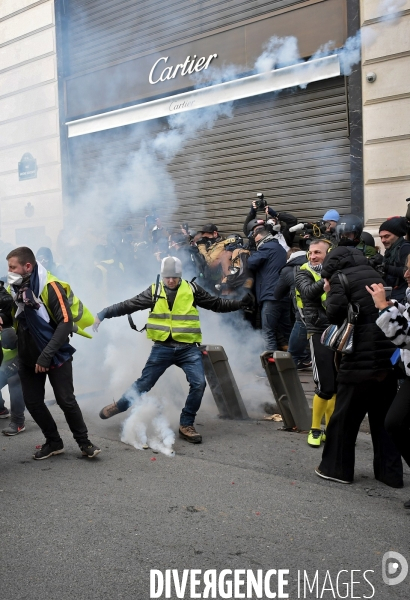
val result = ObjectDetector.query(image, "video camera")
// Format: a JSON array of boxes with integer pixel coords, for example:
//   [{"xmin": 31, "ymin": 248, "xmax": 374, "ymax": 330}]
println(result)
[
  {"xmin": 254, "ymin": 192, "xmax": 267, "ymax": 211},
  {"xmin": 289, "ymin": 221, "xmax": 328, "ymax": 237}
]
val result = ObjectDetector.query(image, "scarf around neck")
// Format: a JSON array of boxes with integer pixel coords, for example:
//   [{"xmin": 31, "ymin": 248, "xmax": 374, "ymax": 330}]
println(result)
[
  {"xmin": 12, "ymin": 263, "xmax": 75, "ymax": 367},
  {"xmin": 383, "ymin": 236, "xmax": 406, "ymax": 268},
  {"xmin": 308, "ymin": 262, "xmax": 323, "ymax": 273}
]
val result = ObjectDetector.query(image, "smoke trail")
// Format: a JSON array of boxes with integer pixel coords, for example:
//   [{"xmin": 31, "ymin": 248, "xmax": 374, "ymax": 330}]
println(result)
[{"xmin": 121, "ymin": 394, "xmax": 176, "ymax": 457}]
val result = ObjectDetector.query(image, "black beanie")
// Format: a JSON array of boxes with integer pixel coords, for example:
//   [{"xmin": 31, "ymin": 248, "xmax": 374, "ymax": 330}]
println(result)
[{"xmin": 379, "ymin": 217, "xmax": 407, "ymax": 237}]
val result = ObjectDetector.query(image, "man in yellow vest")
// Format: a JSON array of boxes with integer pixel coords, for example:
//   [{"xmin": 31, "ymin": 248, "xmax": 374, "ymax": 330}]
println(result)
[
  {"xmin": 95, "ymin": 256, "xmax": 251, "ymax": 443},
  {"xmin": 294, "ymin": 240, "xmax": 336, "ymax": 448},
  {"xmin": 4, "ymin": 246, "xmax": 100, "ymax": 460}
]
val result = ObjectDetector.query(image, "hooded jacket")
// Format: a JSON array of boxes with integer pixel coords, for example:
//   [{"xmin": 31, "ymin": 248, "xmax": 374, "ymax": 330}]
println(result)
[{"xmin": 322, "ymin": 246, "xmax": 395, "ymax": 383}]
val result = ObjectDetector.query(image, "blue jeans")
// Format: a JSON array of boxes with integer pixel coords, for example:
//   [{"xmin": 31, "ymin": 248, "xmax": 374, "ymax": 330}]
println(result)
[
  {"xmin": 261, "ymin": 300, "xmax": 292, "ymax": 351},
  {"xmin": 0, "ymin": 360, "xmax": 25, "ymax": 425},
  {"xmin": 288, "ymin": 320, "xmax": 310, "ymax": 364},
  {"xmin": 117, "ymin": 343, "xmax": 206, "ymax": 426}
]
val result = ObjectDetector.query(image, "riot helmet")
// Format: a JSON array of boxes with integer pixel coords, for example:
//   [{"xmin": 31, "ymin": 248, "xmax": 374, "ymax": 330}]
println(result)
[{"xmin": 336, "ymin": 214, "xmax": 363, "ymax": 246}]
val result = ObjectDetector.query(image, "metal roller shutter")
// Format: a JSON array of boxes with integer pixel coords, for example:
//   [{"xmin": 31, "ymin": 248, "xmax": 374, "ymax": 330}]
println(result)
[
  {"xmin": 67, "ymin": 76, "xmax": 351, "ymax": 237},
  {"xmin": 65, "ymin": 0, "xmax": 305, "ymax": 75}
]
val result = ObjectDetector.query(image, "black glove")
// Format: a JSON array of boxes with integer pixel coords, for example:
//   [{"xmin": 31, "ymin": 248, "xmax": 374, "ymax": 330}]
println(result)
[
  {"xmin": 240, "ymin": 292, "xmax": 255, "ymax": 310},
  {"xmin": 196, "ymin": 237, "xmax": 211, "ymax": 248},
  {"xmin": 247, "ymin": 237, "xmax": 256, "ymax": 251}
]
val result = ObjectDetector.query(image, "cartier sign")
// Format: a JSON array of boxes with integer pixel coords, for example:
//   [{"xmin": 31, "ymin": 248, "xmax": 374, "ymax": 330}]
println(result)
[
  {"xmin": 65, "ymin": 0, "xmax": 347, "ymax": 119},
  {"xmin": 149, "ymin": 53, "xmax": 218, "ymax": 84}
]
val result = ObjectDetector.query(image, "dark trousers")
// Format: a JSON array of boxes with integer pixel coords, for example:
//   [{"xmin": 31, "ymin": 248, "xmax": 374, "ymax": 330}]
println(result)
[
  {"xmin": 319, "ymin": 372, "xmax": 403, "ymax": 487},
  {"xmin": 19, "ymin": 360, "xmax": 89, "ymax": 445},
  {"xmin": 288, "ymin": 320, "xmax": 310, "ymax": 364},
  {"xmin": 261, "ymin": 300, "xmax": 292, "ymax": 351},
  {"xmin": 385, "ymin": 377, "xmax": 410, "ymax": 468},
  {"xmin": 310, "ymin": 333, "xmax": 337, "ymax": 400}
]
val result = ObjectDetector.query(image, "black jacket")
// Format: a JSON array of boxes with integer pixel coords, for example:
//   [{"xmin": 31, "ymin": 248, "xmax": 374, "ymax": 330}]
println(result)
[
  {"xmin": 322, "ymin": 247, "xmax": 395, "ymax": 383},
  {"xmin": 98, "ymin": 281, "xmax": 241, "ymax": 322},
  {"xmin": 274, "ymin": 251, "xmax": 307, "ymax": 319},
  {"xmin": 294, "ymin": 265, "xmax": 329, "ymax": 335},
  {"xmin": 382, "ymin": 238, "xmax": 410, "ymax": 301}
]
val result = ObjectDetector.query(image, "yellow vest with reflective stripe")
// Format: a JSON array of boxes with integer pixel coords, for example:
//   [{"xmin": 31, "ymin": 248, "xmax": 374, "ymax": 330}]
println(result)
[
  {"xmin": 40, "ymin": 273, "xmax": 94, "ymax": 339},
  {"xmin": 146, "ymin": 280, "xmax": 202, "ymax": 343},
  {"xmin": 296, "ymin": 263, "xmax": 327, "ymax": 309}
]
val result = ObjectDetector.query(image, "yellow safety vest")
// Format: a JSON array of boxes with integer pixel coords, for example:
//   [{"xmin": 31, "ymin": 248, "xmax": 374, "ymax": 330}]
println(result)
[
  {"xmin": 146, "ymin": 280, "xmax": 202, "ymax": 343},
  {"xmin": 40, "ymin": 273, "xmax": 94, "ymax": 339},
  {"xmin": 296, "ymin": 263, "xmax": 327, "ymax": 309}
]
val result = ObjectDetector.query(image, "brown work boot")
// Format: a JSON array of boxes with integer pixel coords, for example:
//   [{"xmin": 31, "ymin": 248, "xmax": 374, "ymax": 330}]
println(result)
[
  {"xmin": 179, "ymin": 425, "xmax": 202, "ymax": 444},
  {"xmin": 99, "ymin": 401, "xmax": 120, "ymax": 420}
]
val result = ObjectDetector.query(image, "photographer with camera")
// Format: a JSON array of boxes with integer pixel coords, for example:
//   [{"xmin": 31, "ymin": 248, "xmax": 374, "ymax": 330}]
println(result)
[
  {"xmin": 243, "ymin": 193, "xmax": 297, "ymax": 247},
  {"xmin": 196, "ymin": 224, "xmax": 226, "ymax": 292},
  {"xmin": 218, "ymin": 234, "xmax": 254, "ymax": 300},
  {"xmin": 247, "ymin": 224, "xmax": 291, "ymax": 351},
  {"xmin": 169, "ymin": 231, "xmax": 205, "ymax": 282}
]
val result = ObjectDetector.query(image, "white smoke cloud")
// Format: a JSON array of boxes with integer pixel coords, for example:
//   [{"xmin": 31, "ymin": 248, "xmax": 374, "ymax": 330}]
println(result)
[
  {"xmin": 121, "ymin": 393, "xmax": 177, "ymax": 457},
  {"xmin": 379, "ymin": 0, "xmax": 407, "ymax": 20},
  {"xmin": 254, "ymin": 36, "xmax": 302, "ymax": 74}
]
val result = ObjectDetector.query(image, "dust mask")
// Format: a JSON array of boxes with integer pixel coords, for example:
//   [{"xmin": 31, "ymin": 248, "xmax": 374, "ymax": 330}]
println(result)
[{"xmin": 7, "ymin": 272, "xmax": 23, "ymax": 286}]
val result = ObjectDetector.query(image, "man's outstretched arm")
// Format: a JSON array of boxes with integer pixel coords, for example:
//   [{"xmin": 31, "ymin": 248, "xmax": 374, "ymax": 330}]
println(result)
[{"xmin": 93, "ymin": 287, "xmax": 153, "ymax": 330}]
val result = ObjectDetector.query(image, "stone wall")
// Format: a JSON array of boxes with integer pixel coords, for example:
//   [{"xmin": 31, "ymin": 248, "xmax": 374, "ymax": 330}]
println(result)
[{"xmin": 0, "ymin": 0, "xmax": 63, "ymax": 254}]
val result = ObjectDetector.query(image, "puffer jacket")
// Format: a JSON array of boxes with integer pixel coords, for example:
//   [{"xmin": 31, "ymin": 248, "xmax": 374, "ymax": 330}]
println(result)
[
  {"xmin": 322, "ymin": 246, "xmax": 395, "ymax": 384},
  {"xmin": 294, "ymin": 265, "xmax": 329, "ymax": 335}
]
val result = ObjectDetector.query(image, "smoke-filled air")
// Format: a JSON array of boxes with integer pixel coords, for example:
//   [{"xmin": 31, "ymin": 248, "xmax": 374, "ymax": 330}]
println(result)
[{"xmin": 12, "ymin": 2, "xmax": 402, "ymax": 456}]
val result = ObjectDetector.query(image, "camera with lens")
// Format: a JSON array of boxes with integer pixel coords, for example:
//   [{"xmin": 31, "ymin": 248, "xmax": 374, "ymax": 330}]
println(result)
[{"xmin": 254, "ymin": 192, "xmax": 267, "ymax": 211}]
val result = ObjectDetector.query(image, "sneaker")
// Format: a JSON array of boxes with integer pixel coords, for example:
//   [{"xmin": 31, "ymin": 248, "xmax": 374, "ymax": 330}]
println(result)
[
  {"xmin": 33, "ymin": 441, "xmax": 64, "ymax": 460},
  {"xmin": 99, "ymin": 401, "xmax": 120, "ymax": 420},
  {"xmin": 79, "ymin": 442, "xmax": 101, "ymax": 458},
  {"xmin": 2, "ymin": 422, "xmax": 25, "ymax": 436},
  {"xmin": 321, "ymin": 429, "xmax": 326, "ymax": 443},
  {"xmin": 0, "ymin": 408, "xmax": 10, "ymax": 419},
  {"xmin": 179, "ymin": 425, "xmax": 202, "ymax": 444},
  {"xmin": 297, "ymin": 361, "xmax": 312, "ymax": 370},
  {"xmin": 315, "ymin": 468, "xmax": 352, "ymax": 484},
  {"xmin": 307, "ymin": 428, "xmax": 323, "ymax": 447}
]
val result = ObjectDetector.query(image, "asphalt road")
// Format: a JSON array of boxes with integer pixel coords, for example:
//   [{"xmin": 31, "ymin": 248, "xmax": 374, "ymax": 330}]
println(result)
[{"xmin": 1, "ymin": 390, "xmax": 409, "ymax": 600}]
